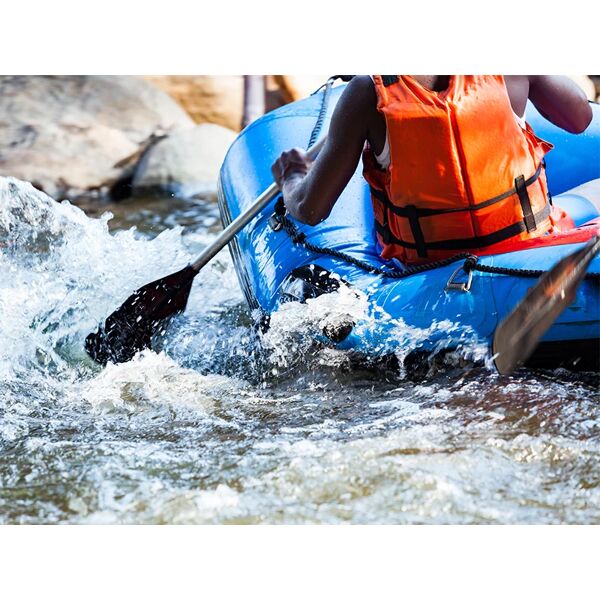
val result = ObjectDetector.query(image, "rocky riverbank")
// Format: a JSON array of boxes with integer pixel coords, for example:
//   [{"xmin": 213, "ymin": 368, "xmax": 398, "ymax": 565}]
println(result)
[
  {"xmin": 0, "ymin": 75, "xmax": 324, "ymax": 202},
  {"xmin": 0, "ymin": 75, "xmax": 596, "ymax": 203}
]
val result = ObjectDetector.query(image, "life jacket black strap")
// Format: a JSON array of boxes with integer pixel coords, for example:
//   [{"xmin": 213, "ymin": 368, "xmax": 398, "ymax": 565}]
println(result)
[
  {"xmin": 543, "ymin": 159, "xmax": 553, "ymax": 206},
  {"xmin": 370, "ymin": 162, "xmax": 545, "ymax": 218},
  {"xmin": 374, "ymin": 202, "xmax": 552, "ymax": 252},
  {"xmin": 404, "ymin": 205, "xmax": 427, "ymax": 258},
  {"xmin": 515, "ymin": 174, "xmax": 536, "ymax": 232}
]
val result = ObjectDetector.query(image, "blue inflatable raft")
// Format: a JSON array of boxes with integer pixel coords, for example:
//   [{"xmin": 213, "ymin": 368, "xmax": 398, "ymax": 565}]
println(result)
[{"xmin": 218, "ymin": 84, "xmax": 600, "ymax": 369}]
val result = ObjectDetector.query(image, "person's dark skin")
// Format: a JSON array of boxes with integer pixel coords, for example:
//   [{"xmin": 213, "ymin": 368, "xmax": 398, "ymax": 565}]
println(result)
[{"xmin": 271, "ymin": 75, "xmax": 593, "ymax": 227}]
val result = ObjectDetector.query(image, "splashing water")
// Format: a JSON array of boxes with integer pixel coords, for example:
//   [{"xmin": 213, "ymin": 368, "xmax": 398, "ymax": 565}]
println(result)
[{"xmin": 0, "ymin": 176, "xmax": 598, "ymax": 524}]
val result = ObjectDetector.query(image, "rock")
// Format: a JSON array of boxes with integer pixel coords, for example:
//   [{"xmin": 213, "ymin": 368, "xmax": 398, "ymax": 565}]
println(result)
[
  {"xmin": 266, "ymin": 75, "xmax": 330, "ymax": 105},
  {"xmin": 131, "ymin": 124, "xmax": 237, "ymax": 198},
  {"xmin": 589, "ymin": 76, "xmax": 600, "ymax": 102},
  {"xmin": 144, "ymin": 76, "xmax": 244, "ymax": 131},
  {"xmin": 567, "ymin": 75, "xmax": 595, "ymax": 100},
  {"xmin": 0, "ymin": 76, "xmax": 194, "ymax": 200},
  {"xmin": 144, "ymin": 75, "xmax": 331, "ymax": 131}
]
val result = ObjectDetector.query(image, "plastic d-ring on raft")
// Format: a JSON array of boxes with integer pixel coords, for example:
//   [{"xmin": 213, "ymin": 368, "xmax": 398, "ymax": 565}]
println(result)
[{"xmin": 218, "ymin": 85, "xmax": 600, "ymax": 370}]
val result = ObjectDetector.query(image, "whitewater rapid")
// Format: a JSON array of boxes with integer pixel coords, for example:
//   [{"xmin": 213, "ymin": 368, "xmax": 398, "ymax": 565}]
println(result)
[{"xmin": 1, "ymin": 177, "xmax": 598, "ymax": 524}]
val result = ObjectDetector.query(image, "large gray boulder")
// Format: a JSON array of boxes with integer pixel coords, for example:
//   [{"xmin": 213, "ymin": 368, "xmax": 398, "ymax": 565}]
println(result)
[
  {"xmin": 0, "ymin": 76, "xmax": 194, "ymax": 200},
  {"xmin": 132, "ymin": 123, "xmax": 237, "ymax": 199}
]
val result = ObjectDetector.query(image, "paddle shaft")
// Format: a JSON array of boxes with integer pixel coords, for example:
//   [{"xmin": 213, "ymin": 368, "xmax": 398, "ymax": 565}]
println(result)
[{"xmin": 190, "ymin": 135, "xmax": 327, "ymax": 273}]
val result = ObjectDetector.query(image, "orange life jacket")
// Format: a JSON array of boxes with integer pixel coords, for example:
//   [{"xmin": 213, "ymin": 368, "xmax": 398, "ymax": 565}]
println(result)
[{"xmin": 363, "ymin": 75, "xmax": 555, "ymax": 264}]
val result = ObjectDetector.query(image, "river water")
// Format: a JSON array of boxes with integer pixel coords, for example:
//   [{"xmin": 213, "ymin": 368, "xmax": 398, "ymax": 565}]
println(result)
[{"xmin": 0, "ymin": 176, "xmax": 598, "ymax": 524}]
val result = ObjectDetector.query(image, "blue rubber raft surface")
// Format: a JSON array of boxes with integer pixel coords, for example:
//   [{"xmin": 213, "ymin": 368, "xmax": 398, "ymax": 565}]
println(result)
[{"xmin": 219, "ymin": 84, "xmax": 600, "ymax": 362}]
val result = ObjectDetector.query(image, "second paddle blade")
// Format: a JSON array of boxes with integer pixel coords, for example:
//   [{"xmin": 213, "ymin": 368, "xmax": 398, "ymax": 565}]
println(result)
[
  {"xmin": 493, "ymin": 235, "xmax": 600, "ymax": 375},
  {"xmin": 85, "ymin": 265, "xmax": 197, "ymax": 365}
]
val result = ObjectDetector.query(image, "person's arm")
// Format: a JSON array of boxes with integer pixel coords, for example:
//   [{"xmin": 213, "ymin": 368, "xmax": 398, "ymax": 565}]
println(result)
[
  {"xmin": 527, "ymin": 75, "xmax": 593, "ymax": 134},
  {"xmin": 271, "ymin": 76, "xmax": 376, "ymax": 226}
]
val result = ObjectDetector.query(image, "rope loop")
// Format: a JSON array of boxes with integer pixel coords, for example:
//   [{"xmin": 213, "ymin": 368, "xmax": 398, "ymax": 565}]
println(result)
[{"xmin": 463, "ymin": 254, "xmax": 479, "ymax": 273}]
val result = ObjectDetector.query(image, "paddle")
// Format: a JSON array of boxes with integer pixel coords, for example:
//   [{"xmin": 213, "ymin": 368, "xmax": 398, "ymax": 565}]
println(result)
[
  {"xmin": 85, "ymin": 136, "xmax": 328, "ymax": 365},
  {"xmin": 492, "ymin": 234, "xmax": 600, "ymax": 375}
]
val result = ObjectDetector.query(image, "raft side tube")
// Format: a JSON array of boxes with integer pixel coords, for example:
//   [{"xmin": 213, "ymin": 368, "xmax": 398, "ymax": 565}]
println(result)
[{"xmin": 218, "ymin": 84, "xmax": 600, "ymax": 365}]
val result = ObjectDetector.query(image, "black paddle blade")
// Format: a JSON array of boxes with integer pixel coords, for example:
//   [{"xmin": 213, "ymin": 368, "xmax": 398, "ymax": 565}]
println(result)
[
  {"xmin": 493, "ymin": 235, "xmax": 600, "ymax": 375},
  {"xmin": 85, "ymin": 265, "xmax": 197, "ymax": 365}
]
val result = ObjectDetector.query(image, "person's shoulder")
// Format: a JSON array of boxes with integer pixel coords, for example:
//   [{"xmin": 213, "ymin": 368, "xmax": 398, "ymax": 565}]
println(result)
[
  {"xmin": 344, "ymin": 75, "xmax": 376, "ymax": 100},
  {"xmin": 337, "ymin": 76, "xmax": 377, "ymax": 115}
]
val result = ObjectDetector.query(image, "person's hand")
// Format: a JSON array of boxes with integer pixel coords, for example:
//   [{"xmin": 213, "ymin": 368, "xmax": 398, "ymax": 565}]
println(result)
[{"xmin": 271, "ymin": 148, "xmax": 312, "ymax": 189}]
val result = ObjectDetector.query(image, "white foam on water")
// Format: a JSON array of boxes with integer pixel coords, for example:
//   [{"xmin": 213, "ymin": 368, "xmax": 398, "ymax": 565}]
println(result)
[
  {"xmin": 0, "ymin": 176, "xmax": 598, "ymax": 525},
  {"xmin": 259, "ymin": 283, "xmax": 371, "ymax": 371},
  {"xmin": 0, "ymin": 177, "xmax": 194, "ymax": 378},
  {"xmin": 79, "ymin": 350, "xmax": 245, "ymax": 413}
]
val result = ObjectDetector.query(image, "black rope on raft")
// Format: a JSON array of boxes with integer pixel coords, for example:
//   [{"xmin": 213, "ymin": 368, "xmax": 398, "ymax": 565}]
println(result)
[
  {"xmin": 271, "ymin": 76, "xmax": 335, "ymax": 221},
  {"xmin": 280, "ymin": 212, "xmax": 600, "ymax": 281},
  {"xmin": 469, "ymin": 260, "xmax": 599, "ymax": 280},
  {"xmin": 308, "ymin": 77, "xmax": 334, "ymax": 147},
  {"xmin": 280, "ymin": 214, "xmax": 478, "ymax": 279},
  {"xmin": 272, "ymin": 77, "xmax": 600, "ymax": 283}
]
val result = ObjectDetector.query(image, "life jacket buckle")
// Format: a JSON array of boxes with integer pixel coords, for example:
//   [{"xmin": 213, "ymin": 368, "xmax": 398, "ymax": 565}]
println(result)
[{"xmin": 446, "ymin": 264, "xmax": 473, "ymax": 292}]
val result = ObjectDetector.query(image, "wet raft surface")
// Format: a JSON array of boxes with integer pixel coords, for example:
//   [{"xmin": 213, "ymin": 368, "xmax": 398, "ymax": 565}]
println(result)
[{"xmin": 0, "ymin": 178, "xmax": 598, "ymax": 524}]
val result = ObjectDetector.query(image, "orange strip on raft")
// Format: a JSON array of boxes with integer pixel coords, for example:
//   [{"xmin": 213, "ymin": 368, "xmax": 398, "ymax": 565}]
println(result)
[{"xmin": 476, "ymin": 217, "xmax": 600, "ymax": 256}]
